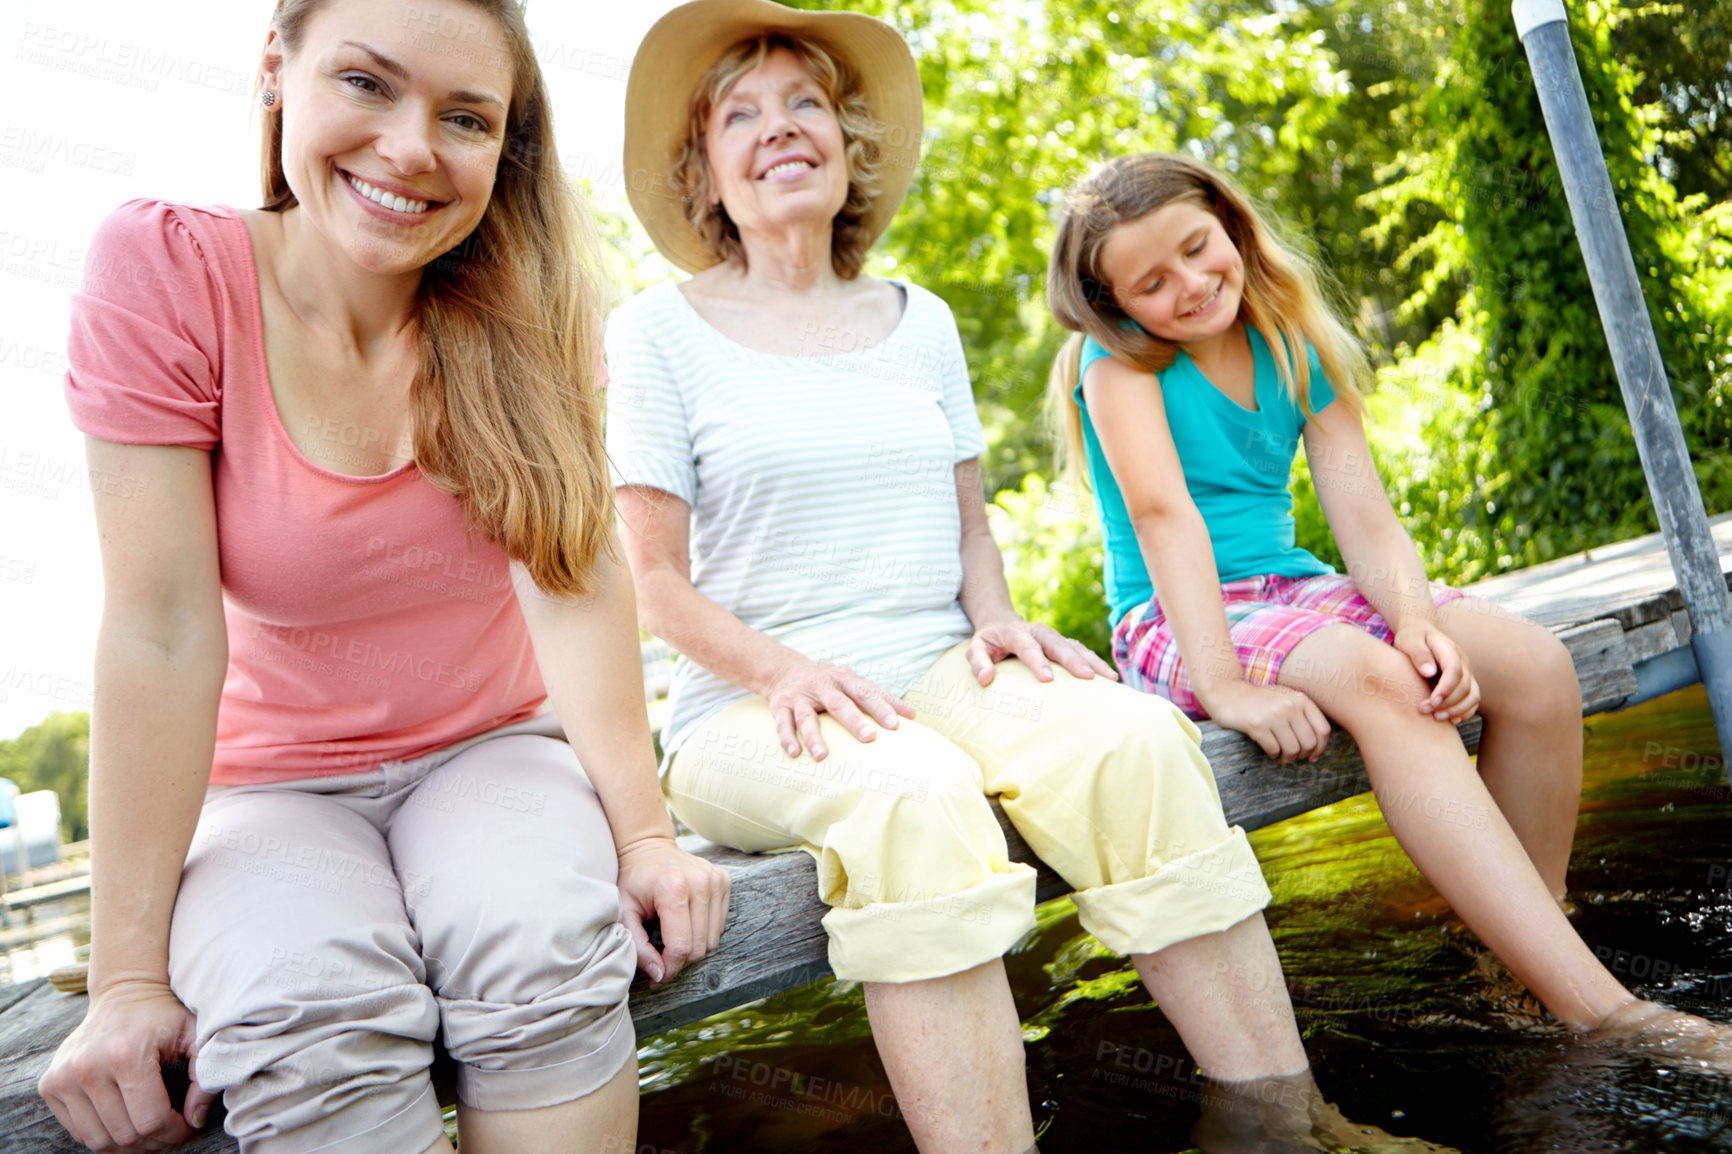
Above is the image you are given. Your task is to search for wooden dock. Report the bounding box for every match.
[2,514,1728,1151]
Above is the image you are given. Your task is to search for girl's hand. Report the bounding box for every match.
[762,657,915,760]
[39,979,219,1152]
[1200,680,1332,764]
[1391,623,1480,723]
[616,835,732,987]
[966,616,1119,688]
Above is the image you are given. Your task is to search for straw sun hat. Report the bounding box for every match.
[622,0,923,274]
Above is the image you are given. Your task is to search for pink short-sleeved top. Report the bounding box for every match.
[63,198,548,785]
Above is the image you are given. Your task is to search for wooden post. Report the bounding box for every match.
[1512,0,1732,776]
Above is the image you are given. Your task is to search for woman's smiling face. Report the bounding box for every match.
[1098,198,1247,345]
[702,45,849,241]
[262,0,514,274]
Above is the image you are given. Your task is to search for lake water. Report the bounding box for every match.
[0,895,87,988]
[10,685,1731,1151]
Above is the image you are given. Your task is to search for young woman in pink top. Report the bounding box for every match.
[37,1,729,1152]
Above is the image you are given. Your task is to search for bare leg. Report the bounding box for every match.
[865,958,1037,1154]
[422,1139,454,1154]
[455,1056,637,1154]
[1131,911,1308,1080]
[1436,598,1583,897]
[1278,624,1630,1028]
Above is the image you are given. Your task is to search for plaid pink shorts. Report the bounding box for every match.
[1112,572,1467,719]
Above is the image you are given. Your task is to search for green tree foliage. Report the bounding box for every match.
[0,712,89,843]
[1361,0,1732,576]
[1612,2,1732,204]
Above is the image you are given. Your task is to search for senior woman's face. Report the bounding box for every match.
[703,46,850,241]
[264,0,513,274]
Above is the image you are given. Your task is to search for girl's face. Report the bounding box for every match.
[703,46,850,241]
[1098,199,1246,346]
[260,0,514,275]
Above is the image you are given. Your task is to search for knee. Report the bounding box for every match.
[1088,704,1215,804]
[1498,630,1582,723]
[191,947,438,1138]
[862,753,994,851]
[1040,677,1209,773]
[198,1001,441,1153]
[417,875,635,1012]
[1464,621,1582,730]
[197,984,436,1089]
[822,749,1002,899]
[1333,643,1435,722]
[1002,693,1224,850]
[436,919,636,1090]
[421,856,637,1087]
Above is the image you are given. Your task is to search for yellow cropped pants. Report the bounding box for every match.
[665,641,1272,984]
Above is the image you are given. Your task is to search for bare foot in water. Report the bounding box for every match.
[1191,1070,1458,1153]
[1585,999,1732,1070]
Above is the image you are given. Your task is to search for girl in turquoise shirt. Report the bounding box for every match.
[1044,151,1732,1058]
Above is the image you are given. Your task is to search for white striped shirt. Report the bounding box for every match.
[604,278,987,764]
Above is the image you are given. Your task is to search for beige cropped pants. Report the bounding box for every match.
[167,713,638,1154]
[665,641,1272,984]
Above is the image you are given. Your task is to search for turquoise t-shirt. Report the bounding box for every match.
[1076,326,1338,626]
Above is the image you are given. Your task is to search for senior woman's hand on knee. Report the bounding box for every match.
[965,615,1120,688]
[762,655,917,761]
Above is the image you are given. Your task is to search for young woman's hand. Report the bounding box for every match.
[39,978,220,1152]
[1199,680,1332,763]
[761,657,916,760]
[616,835,732,987]
[966,616,1120,688]
[1391,622,1480,723]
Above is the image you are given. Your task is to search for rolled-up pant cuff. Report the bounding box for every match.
[456,1000,637,1112]
[266,1080,444,1154]
[1071,826,1272,956]
[822,864,1039,983]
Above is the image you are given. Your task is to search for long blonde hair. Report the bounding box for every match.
[1044,153,1369,488]
[259,0,614,597]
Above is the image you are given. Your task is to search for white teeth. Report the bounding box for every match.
[763,160,813,179]
[1183,286,1220,317]
[346,174,429,214]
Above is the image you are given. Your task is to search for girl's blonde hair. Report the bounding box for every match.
[259,0,614,597]
[672,33,886,279]
[1044,153,1369,488]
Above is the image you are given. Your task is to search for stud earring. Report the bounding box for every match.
[261,91,277,107]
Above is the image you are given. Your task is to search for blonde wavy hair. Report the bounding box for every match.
[258,0,614,597]
[1045,153,1370,488]
[672,33,885,279]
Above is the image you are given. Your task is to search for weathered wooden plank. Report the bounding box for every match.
[1624,615,1683,665]
[1618,607,1704,668]
[629,842,829,1037]
[1564,619,1639,713]
[1467,511,1732,630]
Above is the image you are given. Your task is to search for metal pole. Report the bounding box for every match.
[1512,0,1732,776]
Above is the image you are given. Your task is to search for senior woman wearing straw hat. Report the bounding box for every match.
[606,2,1339,1150]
